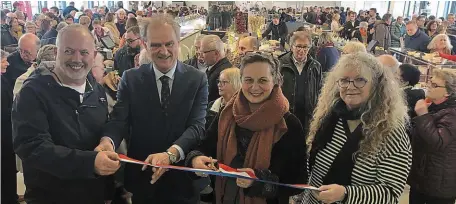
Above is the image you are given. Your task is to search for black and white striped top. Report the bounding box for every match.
[301,118,412,204]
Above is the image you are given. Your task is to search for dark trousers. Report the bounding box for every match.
[410,188,456,204]
[1,152,18,204]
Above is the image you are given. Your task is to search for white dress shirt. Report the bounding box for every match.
[151,62,185,161]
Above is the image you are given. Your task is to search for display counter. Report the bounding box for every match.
[390,47,456,83]
[178,17,206,61]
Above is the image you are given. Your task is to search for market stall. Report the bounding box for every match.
[178,15,206,61]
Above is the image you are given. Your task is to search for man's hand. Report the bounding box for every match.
[95,137,114,152]
[142,153,170,184]
[94,151,120,176]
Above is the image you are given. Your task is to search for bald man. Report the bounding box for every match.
[4,33,40,87]
[12,24,120,203]
[238,36,258,56]
[377,54,400,74]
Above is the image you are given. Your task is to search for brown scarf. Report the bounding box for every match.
[216,86,289,204]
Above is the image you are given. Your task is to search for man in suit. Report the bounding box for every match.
[199,34,232,102]
[97,14,209,204]
[343,11,359,40]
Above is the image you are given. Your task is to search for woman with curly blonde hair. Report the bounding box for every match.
[301,52,411,204]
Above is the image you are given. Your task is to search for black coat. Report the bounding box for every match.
[12,66,109,204]
[404,87,425,119]
[1,75,18,204]
[404,30,431,53]
[343,20,360,39]
[63,5,78,17]
[262,22,288,41]
[1,24,18,50]
[41,28,58,45]
[206,57,232,102]
[186,112,308,204]
[103,62,209,203]
[4,51,31,87]
[114,46,135,77]
[279,52,323,132]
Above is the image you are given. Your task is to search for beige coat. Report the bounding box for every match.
[104,22,121,44]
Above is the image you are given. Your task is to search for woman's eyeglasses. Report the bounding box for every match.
[428,82,445,89]
[337,78,368,88]
[217,79,230,86]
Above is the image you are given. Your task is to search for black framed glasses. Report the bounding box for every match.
[201,49,216,54]
[126,37,141,44]
[17,48,33,57]
[337,78,368,88]
[217,79,230,86]
[293,45,311,51]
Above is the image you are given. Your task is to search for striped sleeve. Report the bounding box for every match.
[345,127,412,204]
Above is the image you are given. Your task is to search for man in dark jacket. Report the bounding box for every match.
[62,1,78,17]
[206,5,222,30]
[305,7,317,24]
[447,27,456,54]
[262,14,288,49]
[279,31,322,134]
[184,35,206,72]
[99,15,208,204]
[114,26,144,76]
[200,35,233,102]
[343,11,359,39]
[372,14,392,50]
[1,10,18,52]
[13,24,120,204]
[4,33,40,88]
[404,21,430,52]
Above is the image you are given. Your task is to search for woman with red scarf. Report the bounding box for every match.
[352,21,369,45]
[186,53,307,204]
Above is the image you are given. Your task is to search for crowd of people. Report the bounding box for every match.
[1,2,456,204]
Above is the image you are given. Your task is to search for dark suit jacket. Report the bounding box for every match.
[103,61,208,204]
[343,20,359,39]
[206,57,232,102]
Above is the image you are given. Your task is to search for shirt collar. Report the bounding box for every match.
[292,54,307,67]
[152,61,177,81]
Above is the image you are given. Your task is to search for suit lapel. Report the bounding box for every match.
[141,65,161,112]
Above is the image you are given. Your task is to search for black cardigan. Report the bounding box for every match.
[186,112,308,204]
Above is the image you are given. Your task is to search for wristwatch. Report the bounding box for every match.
[166,151,178,164]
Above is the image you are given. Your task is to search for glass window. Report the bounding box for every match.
[392,1,406,18]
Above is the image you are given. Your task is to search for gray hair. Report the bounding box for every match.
[359,21,369,29]
[25,21,36,28]
[317,32,334,47]
[138,49,152,65]
[116,8,126,15]
[240,52,283,86]
[1,50,9,59]
[140,14,180,42]
[56,22,68,32]
[433,69,456,94]
[290,31,313,47]
[342,41,367,54]
[201,35,225,56]
[427,34,453,53]
[36,44,57,63]
[56,24,94,47]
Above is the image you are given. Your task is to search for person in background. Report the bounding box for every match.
[41,21,67,45]
[49,6,62,22]
[62,1,78,17]
[4,33,40,88]
[38,18,51,39]
[206,5,222,30]
[127,12,136,19]
[357,10,366,22]
[200,35,233,102]
[339,7,346,24]
[184,34,206,71]
[136,48,152,68]
[13,24,120,203]
[417,15,427,32]
[13,44,57,97]
[262,14,288,49]
[231,36,258,67]
[428,34,453,55]
[305,7,317,24]
[316,32,339,73]
[65,15,74,25]
[25,21,36,34]
[409,69,456,204]
[79,15,92,30]
[447,13,455,27]
[9,17,23,41]
[1,50,19,204]
[343,11,359,40]
[377,54,400,76]
[352,22,369,45]
[118,17,138,48]
[1,11,18,51]
[398,63,425,119]
[342,41,367,54]
[116,9,127,37]
[104,13,120,42]
[372,14,392,50]
[114,26,144,77]
[391,16,406,47]
[189,52,307,204]
[92,19,116,48]
[425,20,438,39]
[84,8,93,20]
[331,13,344,35]
[279,31,322,133]
[302,52,411,204]
[367,8,380,29]
[404,21,430,52]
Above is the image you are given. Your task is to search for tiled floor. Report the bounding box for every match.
[16,173,412,204]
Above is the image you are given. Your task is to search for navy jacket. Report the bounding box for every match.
[12,65,109,204]
[103,62,208,203]
[316,46,340,73]
[404,30,430,52]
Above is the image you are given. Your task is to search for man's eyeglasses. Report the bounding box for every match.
[18,48,33,57]
[337,78,368,88]
[200,49,216,54]
[217,79,230,86]
[126,37,141,44]
[294,45,311,51]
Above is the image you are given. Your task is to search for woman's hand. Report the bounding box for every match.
[236,168,255,188]
[315,184,346,204]
[415,99,430,116]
